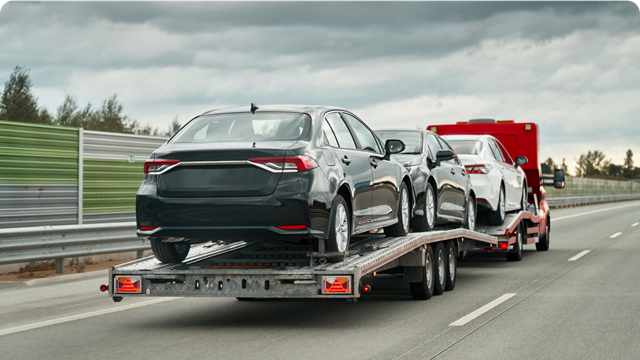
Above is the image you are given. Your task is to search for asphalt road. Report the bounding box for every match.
[1,201,639,360]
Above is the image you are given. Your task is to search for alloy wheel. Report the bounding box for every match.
[467,199,475,231]
[499,188,505,220]
[335,204,349,252]
[426,187,435,228]
[401,188,410,233]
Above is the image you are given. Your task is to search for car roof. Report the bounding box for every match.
[201,104,345,117]
[375,129,434,135]
[440,134,483,141]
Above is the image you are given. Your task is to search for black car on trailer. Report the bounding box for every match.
[137,104,414,263]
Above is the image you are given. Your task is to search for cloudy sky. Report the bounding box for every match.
[1,1,639,172]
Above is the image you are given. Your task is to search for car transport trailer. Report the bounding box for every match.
[103,212,540,302]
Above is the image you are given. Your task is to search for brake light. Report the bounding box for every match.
[322,276,351,294]
[276,225,307,230]
[250,156,318,172]
[465,164,493,174]
[499,242,508,250]
[144,159,179,174]
[139,226,157,231]
[115,276,141,293]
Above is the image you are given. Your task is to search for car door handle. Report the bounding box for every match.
[342,156,351,165]
[370,159,378,168]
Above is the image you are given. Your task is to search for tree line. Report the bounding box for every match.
[0,66,180,137]
[541,149,638,180]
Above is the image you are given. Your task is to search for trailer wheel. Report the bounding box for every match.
[536,217,550,251]
[506,223,523,261]
[410,182,436,232]
[487,185,506,225]
[433,242,446,296]
[384,183,410,238]
[326,195,350,262]
[150,239,190,264]
[410,245,435,300]
[444,241,457,291]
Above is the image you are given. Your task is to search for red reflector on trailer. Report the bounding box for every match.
[363,285,372,293]
[276,225,307,230]
[140,226,157,231]
[115,277,141,293]
[322,277,351,294]
[100,284,108,292]
[499,242,508,250]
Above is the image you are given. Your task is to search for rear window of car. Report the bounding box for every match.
[171,113,311,143]
[375,131,422,154]
[446,140,483,155]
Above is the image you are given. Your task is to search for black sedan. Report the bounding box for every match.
[375,129,476,232]
[137,104,413,263]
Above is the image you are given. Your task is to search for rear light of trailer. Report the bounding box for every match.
[144,159,179,174]
[249,156,318,172]
[465,164,493,174]
[499,242,508,250]
[115,276,142,293]
[322,276,352,294]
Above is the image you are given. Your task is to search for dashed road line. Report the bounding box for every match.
[632,222,638,227]
[568,250,591,261]
[449,293,517,327]
[610,232,622,238]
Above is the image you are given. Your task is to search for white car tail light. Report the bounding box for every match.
[465,164,493,174]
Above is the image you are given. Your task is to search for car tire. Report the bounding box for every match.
[506,223,523,261]
[444,240,457,291]
[410,245,435,300]
[520,184,528,212]
[463,196,476,231]
[487,185,506,225]
[326,195,350,262]
[433,242,446,296]
[384,182,410,238]
[150,239,190,264]
[536,217,550,251]
[411,182,436,232]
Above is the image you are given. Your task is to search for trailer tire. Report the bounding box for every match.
[457,250,467,263]
[444,240,457,291]
[506,223,523,261]
[410,182,436,232]
[536,217,550,251]
[487,185,506,225]
[385,183,410,238]
[150,239,190,264]
[410,245,435,300]
[326,195,350,262]
[433,242,446,296]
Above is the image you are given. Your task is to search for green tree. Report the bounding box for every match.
[0,66,51,124]
[560,158,570,176]
[540,157,555,175]
[575,150,610,177]
[164,117,182,137]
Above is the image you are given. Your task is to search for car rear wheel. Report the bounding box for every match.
[151,239,190,264]
[410,182,436,232]
[384,182,410,238]
[326,195,350,262]
[487,185,506,225]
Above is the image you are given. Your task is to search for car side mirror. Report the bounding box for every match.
[385,139,406,155]
[434,149,455,167]
[554,169,565,189]
[515,156,528,168]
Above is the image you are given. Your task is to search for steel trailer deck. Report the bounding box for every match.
[108,228,498,300]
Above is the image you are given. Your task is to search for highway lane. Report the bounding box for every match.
[0,201,639,359]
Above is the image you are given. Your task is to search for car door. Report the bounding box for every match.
[437,135,466,219]
[323,112,374,230]
[487,138,517,210]
[427,134,458,220]
[495,139,521,210]
[341,112,398,226]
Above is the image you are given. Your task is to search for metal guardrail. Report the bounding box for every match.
[0,222,148,271]
[547,194,640,207]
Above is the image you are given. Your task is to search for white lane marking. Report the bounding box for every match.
[0,297,177,337]
[449,293,516,326]
[568,250,591,261]
[552,202,640,222]
[632,222,639,227]
[610,232,622,238]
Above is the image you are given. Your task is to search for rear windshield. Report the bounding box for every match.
[375,131,422,154]
[446,140,483,155]
[171,113,311,143]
